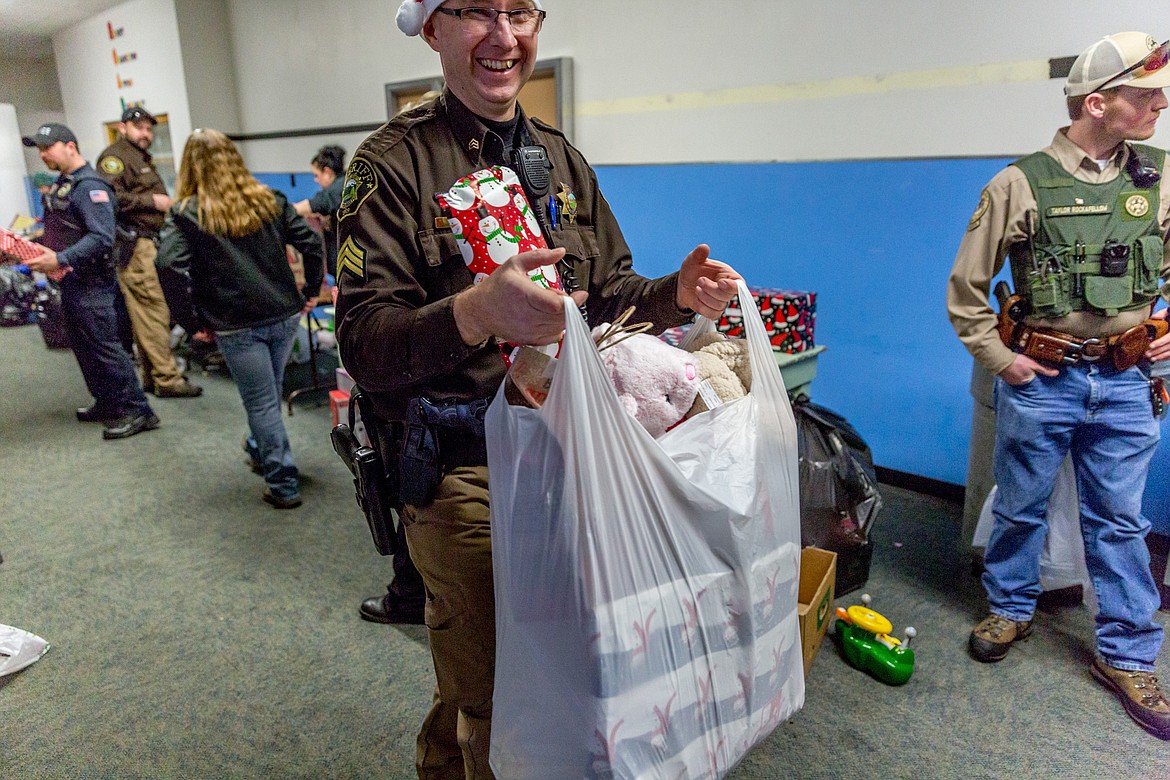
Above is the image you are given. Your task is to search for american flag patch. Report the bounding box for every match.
[89,189,110,203]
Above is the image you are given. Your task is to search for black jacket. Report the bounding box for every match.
[156,190,324,332]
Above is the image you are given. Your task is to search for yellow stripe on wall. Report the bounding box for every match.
[577,60,1050,117]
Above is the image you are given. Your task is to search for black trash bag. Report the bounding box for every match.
[33,280,70,350]
[794,399,883,596]
[0,266,37,327]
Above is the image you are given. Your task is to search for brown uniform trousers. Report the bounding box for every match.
[402,467,496,780]
[117,237,184,392]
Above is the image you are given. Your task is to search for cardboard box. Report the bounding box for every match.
[797,546,837,677]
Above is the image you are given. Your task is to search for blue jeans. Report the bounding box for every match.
[988,362,1163,671]
[216,314,301,501]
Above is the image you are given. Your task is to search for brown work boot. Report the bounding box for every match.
[969,613,1032,662]
[1091,658,1170,739]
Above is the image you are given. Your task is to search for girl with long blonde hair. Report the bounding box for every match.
[158,128,325,509]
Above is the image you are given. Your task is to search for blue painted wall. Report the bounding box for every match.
[254,172,321,206]
[263,160,1170,533]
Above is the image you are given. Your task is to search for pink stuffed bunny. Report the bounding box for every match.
[592,327,699,438]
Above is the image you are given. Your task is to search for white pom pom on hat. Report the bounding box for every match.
[396,0,543,37]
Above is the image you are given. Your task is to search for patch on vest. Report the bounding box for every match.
[99,156,125,176]
[967,189,990,231]
[1122,192,1151,219]
[337,157,377,223]
[336,236,368,283]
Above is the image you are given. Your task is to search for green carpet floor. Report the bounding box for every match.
[1,322,1166,779]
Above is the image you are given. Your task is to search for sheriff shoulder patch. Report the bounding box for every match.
[336,235,368,284]
[337,157,378,222]
[967,189,990,231]
[99,156,125,176]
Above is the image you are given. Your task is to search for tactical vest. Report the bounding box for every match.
[1008,144,1165,318]
[40,169,111,255]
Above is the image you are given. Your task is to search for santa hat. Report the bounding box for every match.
[396,0,543,37]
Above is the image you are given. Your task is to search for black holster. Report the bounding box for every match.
[331,390,399,556]
[112,225,139,269]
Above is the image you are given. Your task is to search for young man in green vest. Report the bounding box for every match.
[948,31,1170,739]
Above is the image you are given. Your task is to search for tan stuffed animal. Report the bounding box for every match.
[683,331,753,418]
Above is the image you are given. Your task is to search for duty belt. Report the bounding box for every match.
[1007,319,1168,371]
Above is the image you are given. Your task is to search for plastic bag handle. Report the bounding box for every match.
[689,280,788,407]
[554,280,788,418]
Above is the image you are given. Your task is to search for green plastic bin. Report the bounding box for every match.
[774,345,826,401]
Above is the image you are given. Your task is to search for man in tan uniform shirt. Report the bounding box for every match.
[98,107,201,398]
[947,32,1170,739]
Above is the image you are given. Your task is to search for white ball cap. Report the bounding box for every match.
[1065,32,1170,97]
[396,0,544,37]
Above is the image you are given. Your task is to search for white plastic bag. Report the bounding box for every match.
[974,455,1097,611]
[487,281,805,780]
[0,624,50,678]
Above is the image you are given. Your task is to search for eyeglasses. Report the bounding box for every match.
[434,6,546,35]
[1098,39,1170,91]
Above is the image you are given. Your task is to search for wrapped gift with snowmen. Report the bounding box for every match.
[435,166,561,292]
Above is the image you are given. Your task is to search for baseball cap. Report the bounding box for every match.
[21,123,78,148]
[121,106,157,125]
[1065,32,1170,97]
[31,172,55,188]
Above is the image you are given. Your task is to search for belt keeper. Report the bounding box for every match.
[1020,331,1080,365]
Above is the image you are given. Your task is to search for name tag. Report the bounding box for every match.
[1046,204,1110,217]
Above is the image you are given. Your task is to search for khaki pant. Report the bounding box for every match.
[401,467,496,780]
[115,237,184,391]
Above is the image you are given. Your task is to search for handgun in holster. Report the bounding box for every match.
[993,280,1030,349]
[330,389,398,556]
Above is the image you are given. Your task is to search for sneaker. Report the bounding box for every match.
[1092,658,1170,739]
[262,490,302,510]
[101,413,162,440]
[969,614,1032,662]
[155,380,203,398]
[241,436,263,475]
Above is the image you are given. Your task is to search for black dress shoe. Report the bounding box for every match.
[76,405,118,423]
[360,593,425,625]
[102,413,161,440]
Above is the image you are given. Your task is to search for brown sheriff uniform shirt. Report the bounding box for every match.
[97,136,167,236]
[947,129,1170,376]
[335,90,691,421]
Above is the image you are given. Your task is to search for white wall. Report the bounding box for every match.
[0,53,67,177]
[52,0,192,165]
[0,104,32,222]
[174,0,241,135]
[220,0,1170,170]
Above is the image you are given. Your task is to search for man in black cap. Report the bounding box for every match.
[22,122,160,439]
[98,107,201,399]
